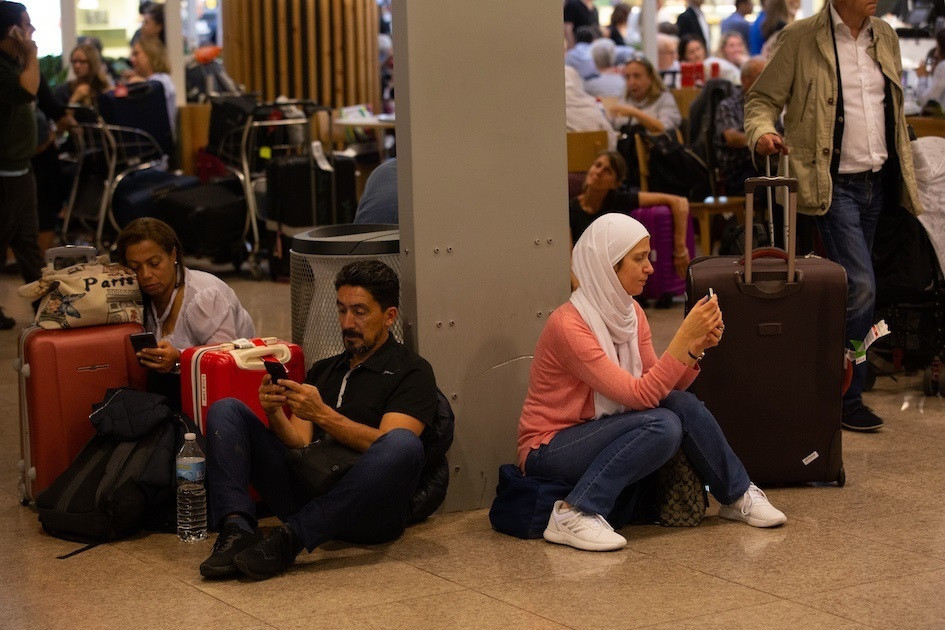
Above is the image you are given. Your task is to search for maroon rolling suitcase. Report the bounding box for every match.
[16,246,148,503]
[684,174,847,486]
[17,323,148,504]
[631,205,696,305]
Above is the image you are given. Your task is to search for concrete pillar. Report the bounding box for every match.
[60,0,77,68]
[392,0,571,511]
[164,0,185,106]
[641,0,658,67]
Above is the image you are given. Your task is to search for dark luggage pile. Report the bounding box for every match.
[198,96,357,279]
[867,207,945,396]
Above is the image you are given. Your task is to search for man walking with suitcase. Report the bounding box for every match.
[744,0,923,431]
[0,2,43,327]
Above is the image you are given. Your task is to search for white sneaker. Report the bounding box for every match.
[718,484,787,528]
[542,500,627,551]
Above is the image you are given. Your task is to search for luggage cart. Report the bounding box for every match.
[209,98,334,279]
[60,104,170,249]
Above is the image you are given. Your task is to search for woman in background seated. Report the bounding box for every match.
[116,219,255,403]
[679,34,741,85]
[717,31,748,69]
[519,214,786,552]
[127,37,177,133]
[570,151,690,280]
[608,54,680,134]
[54,43,111,108]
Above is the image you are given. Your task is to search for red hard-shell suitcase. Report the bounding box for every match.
[181,337,305,433]
[684,174,848,485]
[631,205,696,304]
[17,323,148,503]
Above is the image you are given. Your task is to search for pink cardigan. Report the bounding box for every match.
[517,301,699,469]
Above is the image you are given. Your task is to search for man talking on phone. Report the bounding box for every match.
[0,2,43,326]
[200,260,438,581]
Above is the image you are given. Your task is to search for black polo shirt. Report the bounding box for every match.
[304,334,437,431]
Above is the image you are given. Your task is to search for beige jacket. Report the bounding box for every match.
[745,5,923,217]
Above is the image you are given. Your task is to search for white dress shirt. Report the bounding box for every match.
[830,4,887,174]
[692,4,711,49]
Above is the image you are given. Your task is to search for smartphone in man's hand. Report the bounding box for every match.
[263,359,289,383]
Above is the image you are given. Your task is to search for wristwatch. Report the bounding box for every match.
[687,349,705,362]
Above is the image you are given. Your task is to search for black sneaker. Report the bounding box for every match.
[199,523,263,579]
[233,524,304,581]
[0,307,15,330]
[842,405,884,432]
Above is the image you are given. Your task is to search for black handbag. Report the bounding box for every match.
[286,434,361,498]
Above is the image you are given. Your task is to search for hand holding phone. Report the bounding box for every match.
[130,331,158,354]
[263,359,289,383]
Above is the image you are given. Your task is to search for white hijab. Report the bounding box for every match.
[570,214,650,418]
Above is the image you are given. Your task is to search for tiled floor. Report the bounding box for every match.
[2,265,944,629]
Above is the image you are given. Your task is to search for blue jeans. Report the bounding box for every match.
[525,391,750,520]
[815,170,884,413]
[205,398,424,551]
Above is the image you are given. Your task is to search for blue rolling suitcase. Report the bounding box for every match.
[112,170,199,227]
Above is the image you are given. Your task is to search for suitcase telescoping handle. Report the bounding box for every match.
[45,245,98,270]
[742,155,797,285]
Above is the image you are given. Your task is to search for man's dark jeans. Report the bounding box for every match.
[206,398,424,551]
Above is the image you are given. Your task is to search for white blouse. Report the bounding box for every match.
[147,268,256,351]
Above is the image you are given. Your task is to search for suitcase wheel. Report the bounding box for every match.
[836,466,846,488]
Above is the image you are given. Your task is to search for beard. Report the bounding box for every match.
[342,330,374,355]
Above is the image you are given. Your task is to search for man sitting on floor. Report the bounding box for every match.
[200,260,437,581]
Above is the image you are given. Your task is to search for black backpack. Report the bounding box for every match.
[644,132,712,202]
[687,79,737,171]
[407,389,455,524]
[36,389,184,556]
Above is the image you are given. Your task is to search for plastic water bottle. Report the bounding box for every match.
[176,433,208,542]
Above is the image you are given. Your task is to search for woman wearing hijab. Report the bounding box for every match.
[517,214,786,551]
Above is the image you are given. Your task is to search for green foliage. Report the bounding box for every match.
[39,54,68,87]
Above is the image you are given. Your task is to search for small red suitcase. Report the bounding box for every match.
[17,323,148,503]
[631,205,696,304]
[181,337,305,433]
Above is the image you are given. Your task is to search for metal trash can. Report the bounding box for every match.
[290,224,402,367]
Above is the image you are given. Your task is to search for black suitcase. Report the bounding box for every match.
[266,154,358,226]
[266,155,318,227]
[684,173,847,486]
[112,170,199,227]
[332,153,358,224]
[157,183,246,258]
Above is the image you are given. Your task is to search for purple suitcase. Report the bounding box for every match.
[631,205,696,303]
[684,175,847,485]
